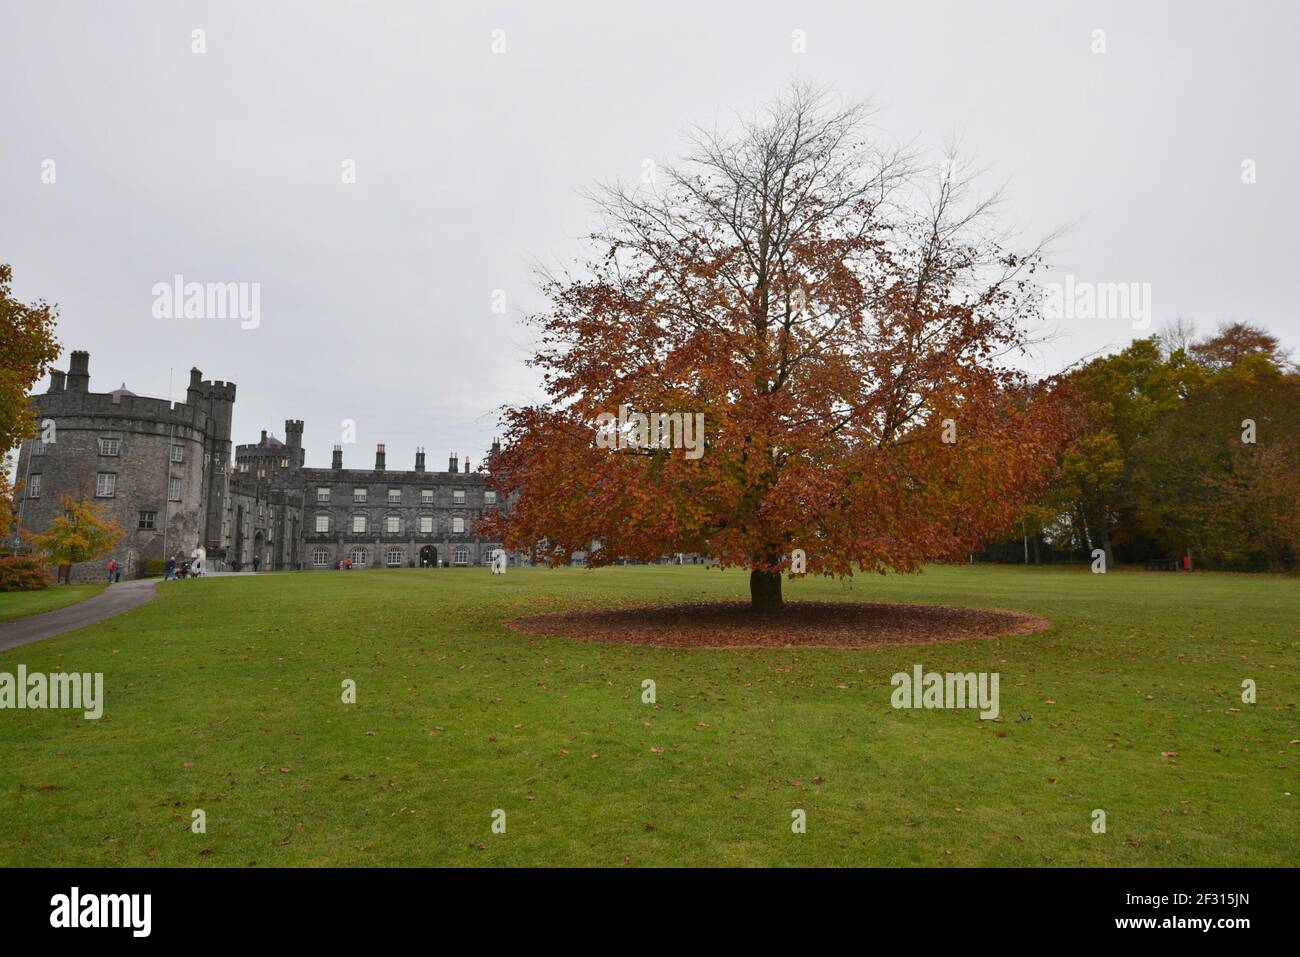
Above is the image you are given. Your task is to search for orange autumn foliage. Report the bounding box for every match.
[483,87,1071,609]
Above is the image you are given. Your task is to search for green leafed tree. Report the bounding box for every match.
[26,492,124,583]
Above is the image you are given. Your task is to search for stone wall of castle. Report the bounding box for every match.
[14,352,232,582]
[15,351,504,579]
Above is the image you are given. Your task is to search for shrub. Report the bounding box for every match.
[137,559,165,579]
[0,555,53,591]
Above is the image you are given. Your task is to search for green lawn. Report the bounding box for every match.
[1,565,1296,867]
[0,583,106,623]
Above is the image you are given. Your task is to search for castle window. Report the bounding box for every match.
[385,515,401,534]
[312,550,330,567]
[352,515,366,534]
[484,490,497,505]
[452,517,465,534]
[421,488,433,504]
[34,441,47,456]
[98,437,121,456]
[353,487,367,503]
[349,547,368,567]
[28,474,41,498]
[453,546,468,566]
[453,489,465,505]
[385,547,403,567]
[95,472,116,497]
[281,458,289,468]
[388,488,401,504]
[168,477,182,501]
[419,515,434,534]
[138,510,156,530]
[170,445,184,463]
[315,514,330,533]
[316,487,330,503]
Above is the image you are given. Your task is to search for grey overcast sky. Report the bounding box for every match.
[2,0,1296,468]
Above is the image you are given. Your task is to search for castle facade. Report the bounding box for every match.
[13,351,504,581]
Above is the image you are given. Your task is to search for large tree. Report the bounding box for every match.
[1053,338,1202,565]
[1,263,61,542]
[1130,345,1299,569]
[485,87,1068,610]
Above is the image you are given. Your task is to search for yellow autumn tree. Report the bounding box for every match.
[1,262,62,540]
[26,492,124,584]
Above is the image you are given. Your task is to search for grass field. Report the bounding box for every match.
[0,564,1296,867]
[0,584,106,623]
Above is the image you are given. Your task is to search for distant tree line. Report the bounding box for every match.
[981,322,1299,571]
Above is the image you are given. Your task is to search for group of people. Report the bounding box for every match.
[164,556,203,580]
[335,557,353,571]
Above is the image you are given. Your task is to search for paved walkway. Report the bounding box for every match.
[0,572,256,652]
[0,579,160,652]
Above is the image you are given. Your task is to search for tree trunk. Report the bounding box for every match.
[749,568,784,612]
[1097,517,1114,569]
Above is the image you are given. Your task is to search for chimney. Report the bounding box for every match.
[449,452,458,473]
[66,351,90,393]
[463,457,470,474]
[260,429,268,444]
[414,447,425,472]
[48,369,66,394]
[332,445,343,470]
[375,443,386,471]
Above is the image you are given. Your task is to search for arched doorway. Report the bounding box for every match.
[419,545,437,568]
[253,531,265,570]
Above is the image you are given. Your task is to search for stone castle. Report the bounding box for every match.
[13,350,505,581]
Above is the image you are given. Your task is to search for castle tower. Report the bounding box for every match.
[285,419,305,467]
[66,350,90,393]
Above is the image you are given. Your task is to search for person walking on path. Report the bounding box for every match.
[253,556,261,573]
[107,559,117,584]
[165,558,176,581]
